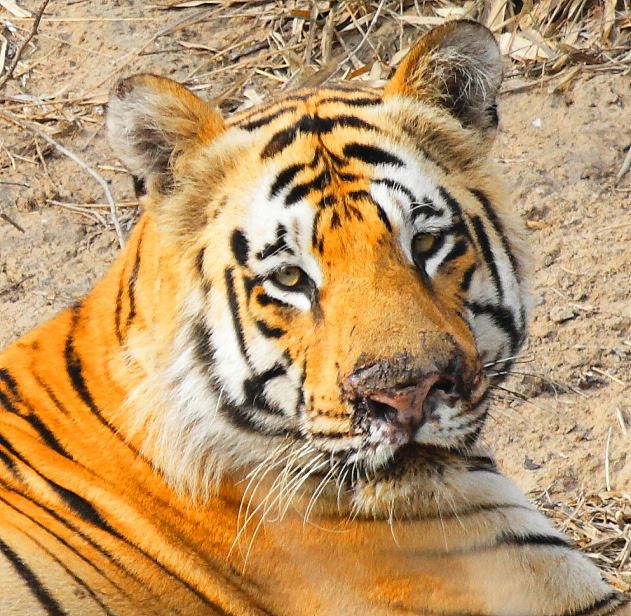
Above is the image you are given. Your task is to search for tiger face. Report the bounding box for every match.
[107,21,529,517]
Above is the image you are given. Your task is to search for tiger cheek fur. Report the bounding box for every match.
[0,19,628,616]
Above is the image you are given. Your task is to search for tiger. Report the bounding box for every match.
[0,19,628,616]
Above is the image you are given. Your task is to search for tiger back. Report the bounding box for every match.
[0,20,628,616]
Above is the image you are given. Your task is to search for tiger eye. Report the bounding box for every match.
[272,266,303,288]
[412,233,438,257]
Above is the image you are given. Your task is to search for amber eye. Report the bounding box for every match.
[271,266,305,290]
[412,232,439,258]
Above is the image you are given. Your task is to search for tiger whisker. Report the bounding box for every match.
[276,449,327,520]
[387,498,400,548]
[433,486,449,551]
[302,459,341,524]
[237,441,294,538]
[242,454,329,566]
[484,353,535,368]
[231,442,297,561]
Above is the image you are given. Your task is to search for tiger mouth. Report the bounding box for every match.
[309,385,491,474]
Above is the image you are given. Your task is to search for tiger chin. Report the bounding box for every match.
[0,20,628,616]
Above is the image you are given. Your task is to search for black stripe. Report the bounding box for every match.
[193,319,215,370]
[346,189,371,202]
[0,446,17,476]
[467,300,521,352]
[0,494,117,616]
[499,532,569,548]
[1,477,230,615]
[337,171,359,182]
[41,546,116,616]
[230,229,249,267]
[438,186,464,215]
[256,224,290,261]
[257,114,377,148]
[0,368,19,396]
[242,274,259,302]
[441,238,469,264]
[296,114,375,135]
[64,310,101,416]
[256,292,285,308]
[269,164,303,198]
[318,96,381,107]
[0,477,153,598]
[0,537,67,616]
[48,481,117,536]
[261,126,298,159]
[375,204,392,232]
[372,178,417,205]
[310,430,349,440]
[470,188,519,273]
[569,593,629,616]
[132,175,146,197]
[255,320,285,338]
[311,209,324,253]
[437,187,473,244]
[239,106,297,131]
[114,275,125,344]
[285,170,329,206]
[224,268,249,361]
[284,180,312,207]
[0,369,71,460]
[0,489,129,603]
[114,218,147,344]
[343,143,404,167]
[0,389,19,414]
[463,454,497,473]
[220,401,290,437]
[33,373,69,417]
[195,247,205,278]
[411,197,444,221]
[125,234,143,331]
[470,215,503,301]
[460,264,476,293]
[63,308,136,449]
[24,414,70,460]
[243,364,286,409]
[0,371,70,462]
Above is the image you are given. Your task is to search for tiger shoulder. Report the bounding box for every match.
[0,19,628,616]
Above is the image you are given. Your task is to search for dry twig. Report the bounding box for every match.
[0,109,124,247]
[0,0,50,90]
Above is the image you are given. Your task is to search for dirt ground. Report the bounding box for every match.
[1,0,630,575]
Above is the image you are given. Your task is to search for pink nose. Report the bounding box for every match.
[365,374,441,430]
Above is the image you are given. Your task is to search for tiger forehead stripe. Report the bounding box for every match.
[261,115,377,160]
[230,87,381,129]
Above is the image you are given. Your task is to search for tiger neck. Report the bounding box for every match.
[66,213,190,445]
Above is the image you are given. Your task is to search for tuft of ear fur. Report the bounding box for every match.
[384,20,502,133]
[106,74,224,195]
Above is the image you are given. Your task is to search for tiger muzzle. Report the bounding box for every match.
[342,334,485,442]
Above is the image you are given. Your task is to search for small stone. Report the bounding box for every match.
[549,306,576,323]
[524,457,542,470]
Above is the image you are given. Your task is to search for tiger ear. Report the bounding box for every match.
[384,20,502,133]
[106,74,224,195]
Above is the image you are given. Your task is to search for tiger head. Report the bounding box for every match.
[107,21,529,518]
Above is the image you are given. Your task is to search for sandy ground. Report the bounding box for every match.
[1,0,630,565]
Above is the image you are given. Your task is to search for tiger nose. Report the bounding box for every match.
[365,375,442,431]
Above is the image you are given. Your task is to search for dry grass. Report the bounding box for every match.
[535,490,631,592]
[1,0,630,589]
